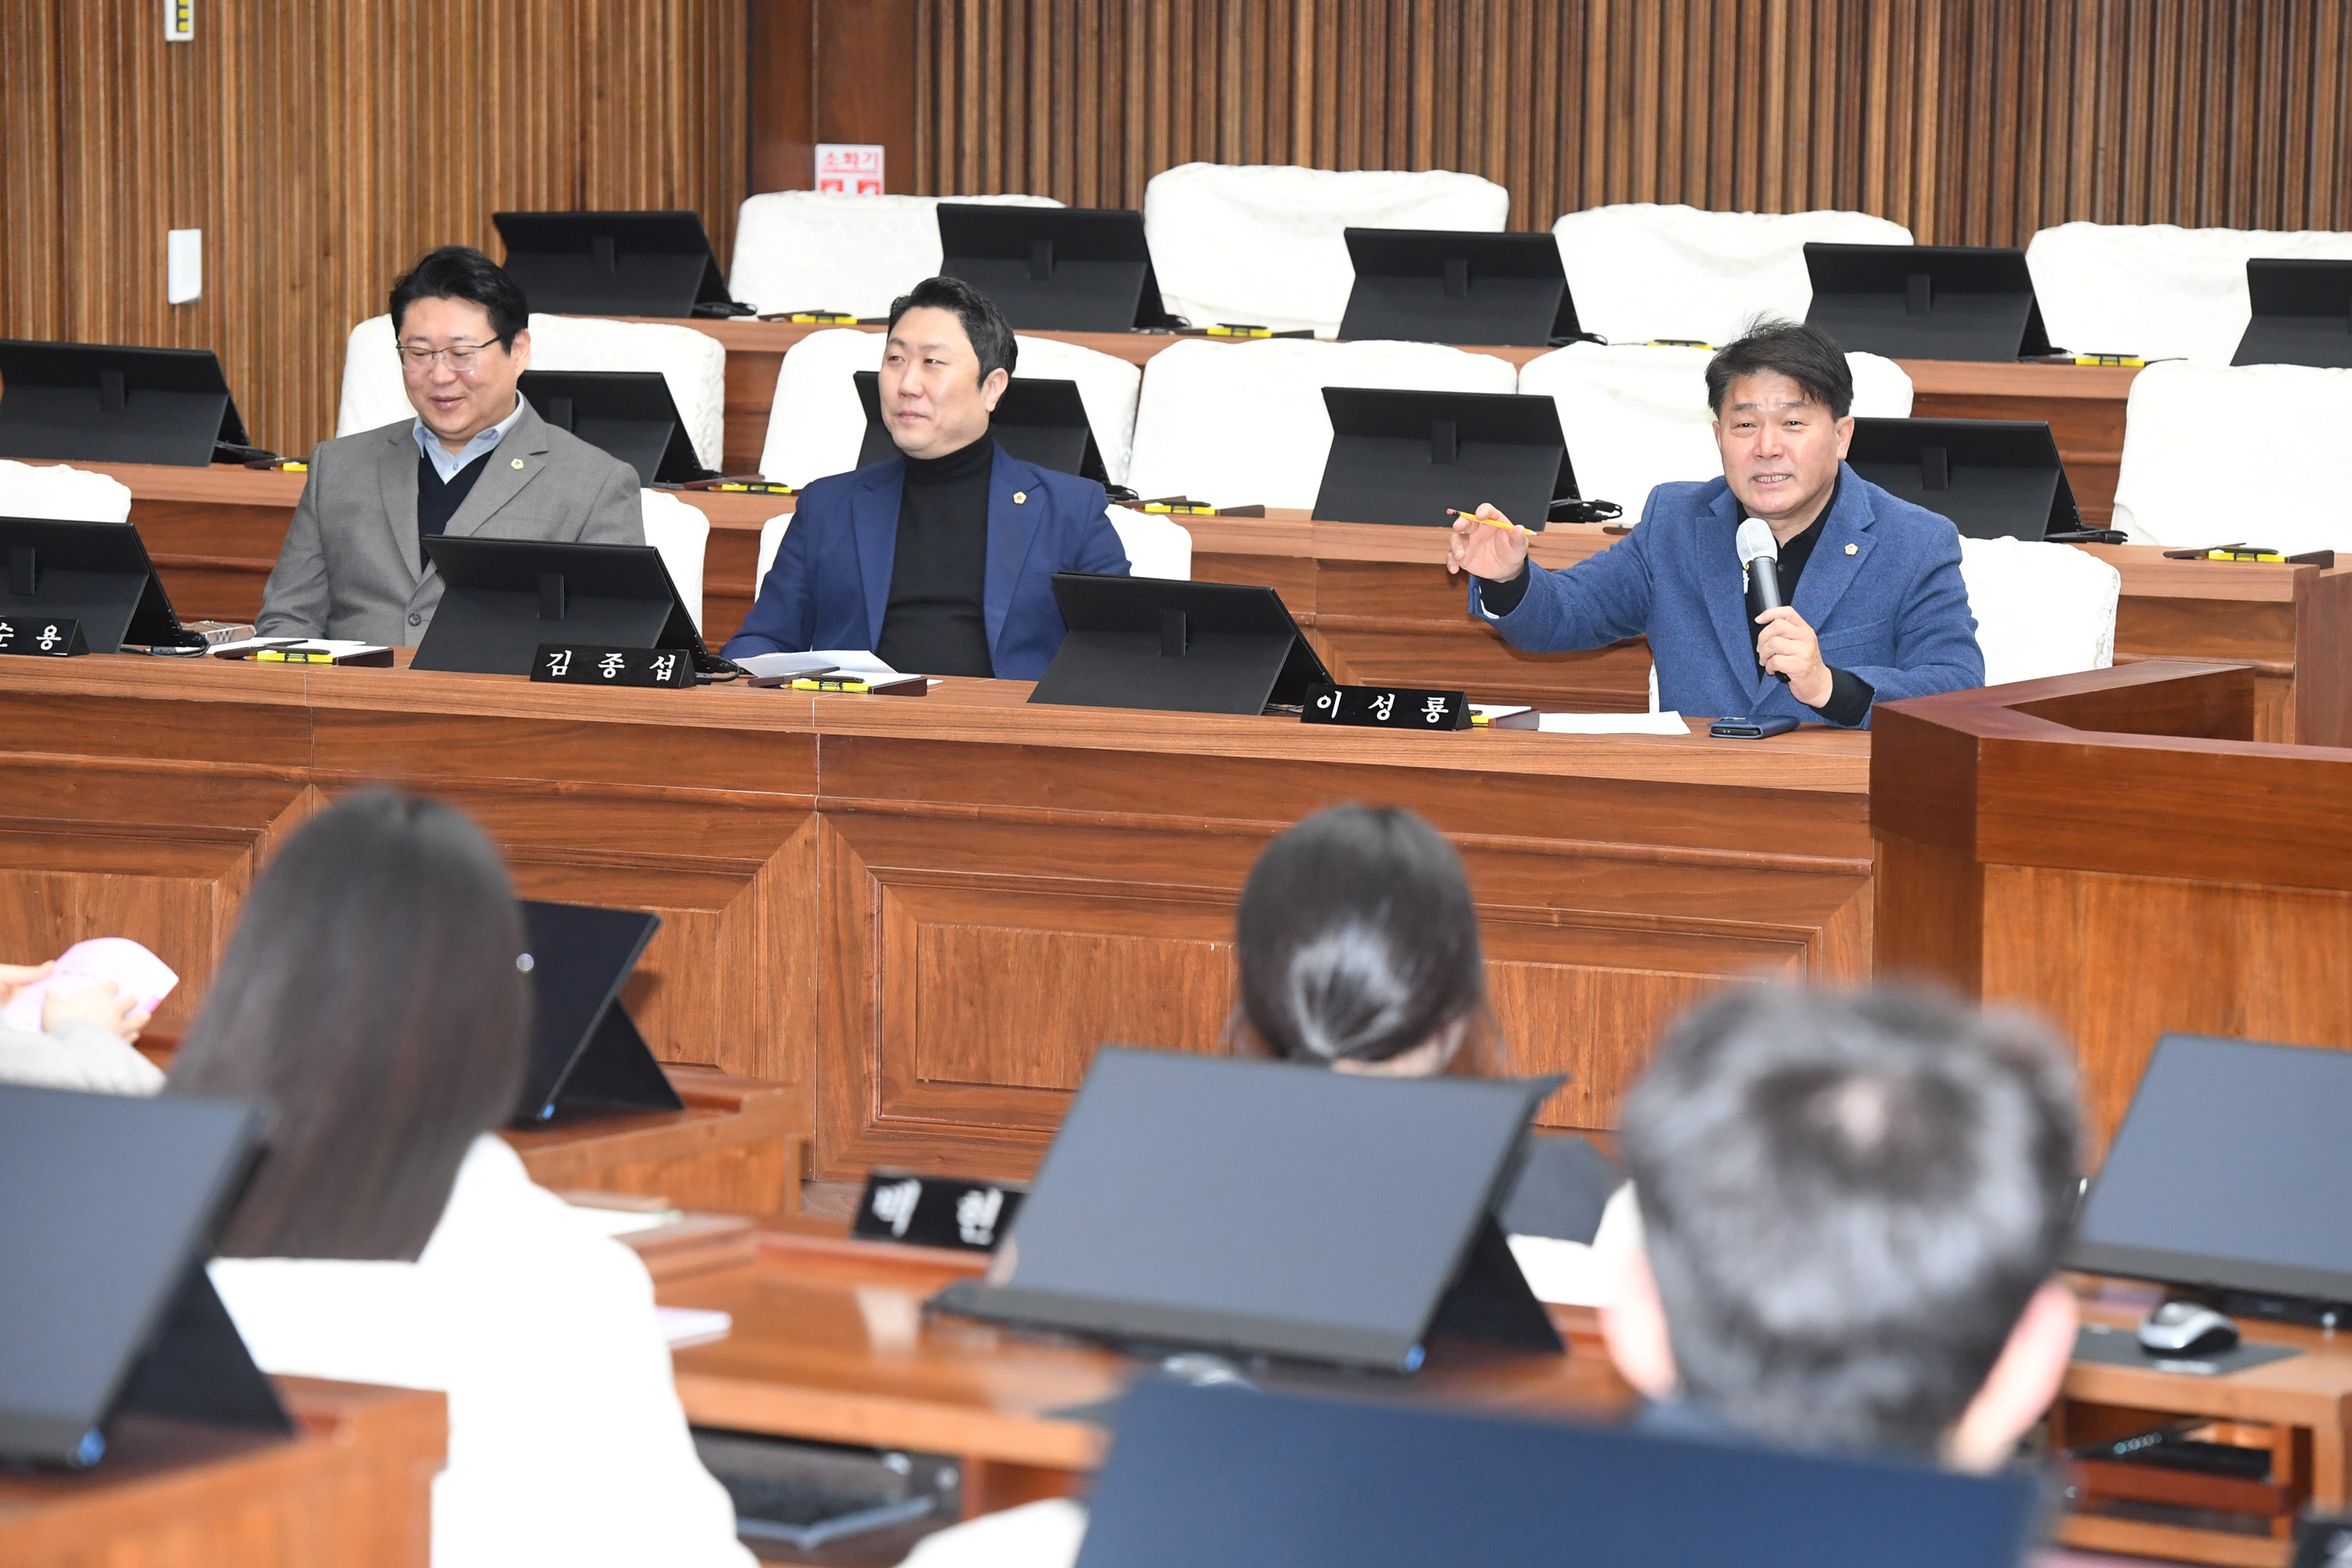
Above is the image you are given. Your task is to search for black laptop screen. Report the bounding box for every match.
[517,900,660,1120]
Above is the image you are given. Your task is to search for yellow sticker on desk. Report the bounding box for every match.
[789,314,857,325]
[2208,549,2286,563]
[1207,325,1272,338]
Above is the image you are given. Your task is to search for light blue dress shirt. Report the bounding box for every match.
[412,394,527,483]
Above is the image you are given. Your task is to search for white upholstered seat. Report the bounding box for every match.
[2108,361,2352,552]
[1550,204,1915,347]
[1956,535,2120,687]
[638,490,710,632]
[1123,338,1519,511]
[756,328,1142,490]
[1105,506,1190,579]
[1514,345,1912,520]
[0,459,132,522]
[2025,222,2352,366]
[337,313,728,473]
[1142,163,1511,338]
[726,191,1062,321]
[753,513,793,597]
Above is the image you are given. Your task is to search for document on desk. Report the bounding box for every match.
[1537,711,1691,735]
[807,649,907,681]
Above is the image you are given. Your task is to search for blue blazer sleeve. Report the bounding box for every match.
[721,514,818,658]
[1835,523,1984,707]
[1466,493,1661,653]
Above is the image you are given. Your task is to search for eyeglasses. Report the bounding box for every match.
[396,340,500,374]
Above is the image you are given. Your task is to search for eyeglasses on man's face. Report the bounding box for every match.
[396,340,502,374]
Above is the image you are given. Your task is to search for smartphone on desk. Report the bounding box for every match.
[1708,716,1800,739]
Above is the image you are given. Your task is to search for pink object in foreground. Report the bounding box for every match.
[2,938,179,1032]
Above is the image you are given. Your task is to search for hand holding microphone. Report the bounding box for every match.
[1736,518,1832,707]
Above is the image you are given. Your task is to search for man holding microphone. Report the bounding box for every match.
[1447,320,1983,728]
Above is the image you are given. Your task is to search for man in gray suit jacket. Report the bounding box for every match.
[256,246,642,646]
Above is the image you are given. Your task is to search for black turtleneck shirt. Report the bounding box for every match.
[876,437,996,678]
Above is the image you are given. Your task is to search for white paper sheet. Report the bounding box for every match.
[807,648,907,681]
[208,637,388,657]
[1537,711,1690,735]
[654,1306,733,1348]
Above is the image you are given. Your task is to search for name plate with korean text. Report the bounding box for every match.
[851,1170,1026,1253]
[1301,682,1470,731]
[0,617,88,658]
[530,644,695,689]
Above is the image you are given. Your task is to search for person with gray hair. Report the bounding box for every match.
[1597,985,2084,1470]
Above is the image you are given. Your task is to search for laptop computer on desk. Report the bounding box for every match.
[930,1048,1563,1372]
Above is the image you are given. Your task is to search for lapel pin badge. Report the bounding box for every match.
[1013,490,1027,504]
[1844,543,1857,554]
[511,458,525,470]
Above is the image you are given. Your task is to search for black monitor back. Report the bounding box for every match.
[412,536,702,675]
[1077,1381,2044,1568]
[1028,573,1331,715]
[1313,387,1570,529]
[515,899,683,1123]
[1846,418,2082,541]
[932,1048,1558,1370]
[936,205,1174,332]
[1804,244,2055,361]
[0,341,251,468]
[517,368,706,485]
[0,517,197,652]
[0,1085,286,1468]
[854,371,1108,483]
[2069,1033,2352,1308]
[2234,259,2352,368]
[1338,228,1579,347]
[493,210,730,318]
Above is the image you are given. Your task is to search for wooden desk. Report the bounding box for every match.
[0,656,1868,1178]
[504,1066,808,1218]
[0,1377,443,1568]
[1873,659,2352,1152]
[658,1224,1635,1515]
[2051,1278,2352,1567]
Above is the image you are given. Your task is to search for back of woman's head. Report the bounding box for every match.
[1233,804,1490,1069]
[169,792,530,1261]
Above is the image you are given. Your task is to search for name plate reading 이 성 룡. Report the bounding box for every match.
[1302,682,1471,731]
[531,644,695,689]
[852,1170,1026,1253]
[0,617,88,657]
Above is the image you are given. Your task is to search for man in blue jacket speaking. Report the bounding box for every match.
[1446,320,1983,728]
[723,276,1129,678]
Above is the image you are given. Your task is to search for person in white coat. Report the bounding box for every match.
[166,792,752,1568]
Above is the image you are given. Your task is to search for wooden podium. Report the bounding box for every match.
[1872,659,2352,1153]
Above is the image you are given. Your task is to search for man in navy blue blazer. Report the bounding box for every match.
[1446,321,1983,728]
[723,276,1128,679]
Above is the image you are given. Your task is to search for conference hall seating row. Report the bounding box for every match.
[725,165,2352,363]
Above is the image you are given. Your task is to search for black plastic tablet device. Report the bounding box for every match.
[1845,418,2084,541]
[0,1084,288,1468]
[931,1048,1563,1370]
[412,536,708,676]
[2234,259,2352,369]
[1803,244,2056,361]
[1028,573,1332,715]
[1338,228,1581,347]
[1075,1381,2045,1568]
[0,340,255,468]
[517,368,710,485]
[0,516,215,652]
[514,899,684,1124]
[935,205,1175,332]
[1312,387,1572,530]
[492,210,735,318]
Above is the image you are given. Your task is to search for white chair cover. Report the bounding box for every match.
[336,314,728,473]
[1142,163,1510,337]
[2110,361,2352,551]
[753,513,793,593]
[726,192,1063,320]
[0,459,132,522]
[1123,338,1519,511]
[2025,222,2352,366]
[1105,506,1190,579]
[756,329,1142,490]
[1515,346,1912,521]
[1956,535,2120,686]
[1550,204,1915,347]
[638,491,710,632]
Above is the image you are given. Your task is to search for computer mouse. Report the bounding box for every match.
[2137,1299,2241,1357]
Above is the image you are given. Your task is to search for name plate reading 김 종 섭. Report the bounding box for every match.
[0,617,88,657]
[532,644,695,688]
[1302,682,1471,731]
[851,1170,1027,1253]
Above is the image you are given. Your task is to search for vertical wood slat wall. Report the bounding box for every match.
[0,0,745,459]
[914,0,2352,245]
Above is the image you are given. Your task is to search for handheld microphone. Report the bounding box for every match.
[1735,517,1790,683]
